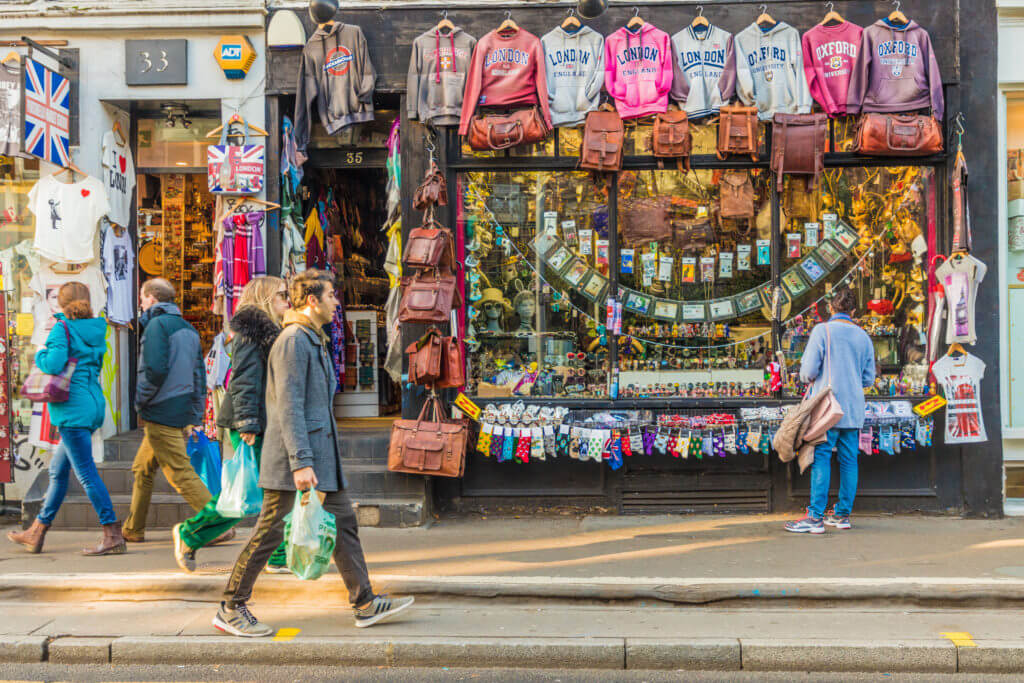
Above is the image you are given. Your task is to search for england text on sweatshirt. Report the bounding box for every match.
[604,23,674,120]
[407,27,477,127]
[847,19,944,120]
[294,23,376,152]
[801,21,862,116]
[541,25,605,127]
[735,21,812,120]
[458,28,553,136]
[670,24,737,119]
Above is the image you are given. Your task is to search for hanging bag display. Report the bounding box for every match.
[467,106,549,151]
[719,170,756,220]
[207,121,265,195]
[398,269,461,324]
[770,113,828,188]
[284,490,337,581]
[651,109,692,170]
[579,107,625,172]
[407,328,444,385]
[402,219,456,270]
[437,336,466,389]
[216,440,263,518]
[413,160,448,210]
[717,105,759,161]
[854,113,943,157]
[20,320,76,403]
[388,396,468,477]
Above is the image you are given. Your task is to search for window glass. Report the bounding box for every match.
[136,117,218,169]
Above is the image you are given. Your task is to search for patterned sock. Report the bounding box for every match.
[491,428,505,460]
[713,431,726,457]
[642,427,655,455]
[702,434,714,458]
[759,431,772,454]
[621,430,634,458]
[892,426,901,454]
[737,427,750,455]
[879,426,894,455]
[608,431,623,470]
[590,432,607,463]
[689,433,704,460]
[557,425,571,457]
[859,428,873,455]
[725,429,737,455]
[578,430,590,461]
[654,428,669,455]
[515,431,531,463]
[748,427,762,454]
[531,428,545,461]
[477,425,492,456]
[569,429,581,459]
[901,424,916,451]
[544,426,557,458]
[871,428,880,455]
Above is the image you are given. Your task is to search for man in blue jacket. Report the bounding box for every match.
[122,278,210,542]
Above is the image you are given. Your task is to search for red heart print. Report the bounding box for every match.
[81,189,90,197]
[119,155,126,174]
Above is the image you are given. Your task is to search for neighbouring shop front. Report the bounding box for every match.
[265,0,1001,517]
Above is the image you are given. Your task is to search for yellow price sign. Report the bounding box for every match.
[454,393,482,421]
[914,395,946,417]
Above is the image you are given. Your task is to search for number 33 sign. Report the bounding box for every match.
[125,39,188,86]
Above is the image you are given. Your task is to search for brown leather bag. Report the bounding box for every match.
[783,177,819,219]
[717,105,759,161]
[771,113,828,187]
[579,108,624,172]
[388,396,467,478]
[402,219,455,270]
[407,329,444,386]
[437,337,465,389]
[673,218,716,251]
[620,198,671,247]
[719,170,755,219]
[467,107,549,151]
[398,270,461,324]
[652,110,691,169]
[413,161,448,210]
[854,113,943,156]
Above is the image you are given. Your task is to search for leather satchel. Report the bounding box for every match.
[413,161,448,210]
[771,113,828,187]
[717,105,759,161]
[398,270,461,325]
[719,170,756,220]
[579,108,624,172]
[467,107,549,151]
[437,336,465,389]
[620,198,671,247]
[402,219,455,270]
[407,329,444,386]
[854,113,942,156]
[673,218,716,251]
[388,396,467,478]
[652,110,692,169]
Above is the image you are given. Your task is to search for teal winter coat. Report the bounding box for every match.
[34,314,108,431]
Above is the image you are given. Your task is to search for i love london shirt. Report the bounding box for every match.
[28,174,110,264]
[101,130,136,228]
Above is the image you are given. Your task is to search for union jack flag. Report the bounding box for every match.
[23,58,70,166]
[207,143,265,194]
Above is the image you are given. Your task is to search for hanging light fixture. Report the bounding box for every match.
[309,0,338,25]
[577,0,608,19]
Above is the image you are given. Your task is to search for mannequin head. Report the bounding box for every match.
[513,290,536,332]
[480,288,511,333]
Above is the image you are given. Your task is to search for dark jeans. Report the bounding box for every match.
[223,488,373,608]
[38,427,116,526]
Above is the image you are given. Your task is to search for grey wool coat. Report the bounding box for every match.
[258,315,346,492]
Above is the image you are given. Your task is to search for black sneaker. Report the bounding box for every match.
[354,594,415,628]
[172,523,196,573]
[212,601,274,637]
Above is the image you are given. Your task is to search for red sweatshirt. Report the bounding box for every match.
[801,21,862,117]
[458,28,553,135]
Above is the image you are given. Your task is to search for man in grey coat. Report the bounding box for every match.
[214,270,414,637]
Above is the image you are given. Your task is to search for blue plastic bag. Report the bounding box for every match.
[215,441,263,518]
[284,490,337,581]
[187,432,222,497]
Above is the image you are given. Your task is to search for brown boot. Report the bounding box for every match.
[82,523,127,556]
[7,519,48,554]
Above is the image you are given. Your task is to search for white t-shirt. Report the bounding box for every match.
[28,174,110,263]
[932,351,987,445]
[29,264,107,346]
[100,220,135,325]
[101,130,136,228]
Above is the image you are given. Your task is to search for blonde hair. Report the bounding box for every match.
[237,276,287,326]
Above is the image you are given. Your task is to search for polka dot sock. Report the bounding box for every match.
[477,427,492,456]
[759,431,772,455]
[515,432,531,463]
[748,427,762,454]
[713,431,726,458]
[737,427,750,455]
[491,429,505,460]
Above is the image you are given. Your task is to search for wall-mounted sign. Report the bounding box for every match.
[22,57,70,165]
[215,35,256,80]
[125,39,188,86]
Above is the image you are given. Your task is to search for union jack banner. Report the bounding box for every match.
[22,57,70,166]
[207,142,265,195]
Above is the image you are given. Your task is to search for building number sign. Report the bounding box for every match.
[125,40,188,86]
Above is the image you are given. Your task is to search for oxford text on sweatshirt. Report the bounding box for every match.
[735,21,812,120]
[801,20,863,116]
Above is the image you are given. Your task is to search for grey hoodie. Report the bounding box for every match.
[670,24,736,119]
[407,26,477,127]
[294,22,376,152]
[735,21,811,120]
[541,25,605,127]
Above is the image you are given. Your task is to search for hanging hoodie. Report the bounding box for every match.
[735,22,812,120]
[604,23,673,120]
[541,25,605,128]
[801,21,863,116]
[407,26,477,127]
[847,19,944,120]
[458,27,553,136]
[294,22,377,152]
[670,24,737,119]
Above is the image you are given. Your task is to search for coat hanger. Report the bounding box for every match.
[947,342,967,357]
[54,161,86,182]
[1,51,19,66]
[498,10,519,35]
[821,1,844,26]
[206,112,269,138]
[561,7,582,33]
[887,0,908,26]
[756,4,777,29]
[436,9,455,34]
[691,6,710,30]
[112,119,127,145]
[626,7,645,31]
[225,195,280,214]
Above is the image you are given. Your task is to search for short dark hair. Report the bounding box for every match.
[142,278,176,303]
[831,288,857,315]
[58,282,93,319]
[289,269,335,308]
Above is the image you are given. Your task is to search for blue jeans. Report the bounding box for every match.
[37,427,117,526]
[808,427,859,519]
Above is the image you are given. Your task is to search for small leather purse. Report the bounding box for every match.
[467,107,549,151]
[854,113,943,156]
[413,161,448,210]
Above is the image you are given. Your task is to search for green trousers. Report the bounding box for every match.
[178,432,286,566]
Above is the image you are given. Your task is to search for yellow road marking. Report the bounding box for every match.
[941,631,977,647]
[273,627,301,641]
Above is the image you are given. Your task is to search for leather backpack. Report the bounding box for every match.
[771,113,828,187]
[388,396,467,478]
[717,105,759,161]
[652,110,692,170]
[854,113,943,156]
[398,269,461,325]
[579,107,624,172]
[413,161,448,210]
[719,170,756,220]
[403,219,455,270]
[467,107,549,151]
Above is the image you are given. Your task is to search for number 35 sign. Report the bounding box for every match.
[125,39,188,86]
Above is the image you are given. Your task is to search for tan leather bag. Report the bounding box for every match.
[854,113,942,156]
[437,337,466,389]
[402,219,455,270]
[673,218,716,251]
[467,107,549,151]
[406,329,444,386]
[412,160,448,210]
[398,270,461,324]
[717,105,759,161]
[720,170,755,220]
[388,396,467,478]
[579,108,624,172]
[771,113,828,187]
[620,198,671,247]
[783,177,819,219]
[652,110,691,169]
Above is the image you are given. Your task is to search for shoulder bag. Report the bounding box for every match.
[398,269,461,325]
[407,329,444,386]
[467,107,549,151]
[673,218,716,251]
[717,105,759,161]
[854,113,943,156]
[388,396,467,478]
[579,108,624,172]
[652,110,692,170]
[402,219,455,271]
[21,320,77,403]
[719,170,756,220]
[620,198,671,247]
[771,113,828,188]
[436,337,465,389]
[803,323,845,442]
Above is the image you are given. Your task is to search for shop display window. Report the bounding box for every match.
[136,118,218,169]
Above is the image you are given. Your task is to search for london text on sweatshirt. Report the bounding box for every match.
[801,20,863,116]
[735,21,812,120]
[670,24,737,119]
[294,22,377,152]
[407,27,477,127]
[604,23,674,120]
[458,28,553,136]
[847,19,944,120]
[542,25,605,127]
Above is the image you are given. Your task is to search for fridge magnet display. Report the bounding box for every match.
[737,244,752,271]
[800,254,828,283]
[709,298,736,321]
[680,257,696,283]
[815,240,845,268]
[579,229,593,254]
[787,233,802,258]
[781,267,810,298]
[641,252,656,287]
[561,220,577,245]
[719,252,734,279]
[658,255,674,282]
[621,249,635,274]
[581,271,608,301]
[564,259,590,286]
[736,289,763,314]
[547,246,574,273]
[544,211,558,233]
[532,232,561,259]
[822,212,838,240]
[700,256,716,282]
[682,303,706,322]
[624,290,652,314]
[805,222,820,247]
[653,300,679,321]
[596,239,610,267]
[756,240,770,266]
[832,220,859,251]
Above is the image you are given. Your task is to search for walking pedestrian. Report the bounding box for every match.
[122,278,210,542]
[786,288,876,534]
[173,276,290,572]
[7,282,124,555]
[214,270,413,637]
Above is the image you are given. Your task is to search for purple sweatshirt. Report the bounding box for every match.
[847,19,943,120]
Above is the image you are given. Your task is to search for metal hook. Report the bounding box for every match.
[441,9,447,19]
[826,1,834,11]
[759,4,768,14]
[504,9,512,21]
[567,7,576,17]
[697,5,704,17]
[954,112,966,136]
[632,6,640,17]
[892,0,901,10]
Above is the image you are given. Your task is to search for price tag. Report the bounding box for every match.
[455,393,482,421]
[543,211,558,234]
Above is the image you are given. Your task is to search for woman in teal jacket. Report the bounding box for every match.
[6,282,125,556]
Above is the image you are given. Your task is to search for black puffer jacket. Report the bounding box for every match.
[217,306,282,435]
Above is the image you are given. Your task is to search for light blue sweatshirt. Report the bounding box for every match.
[799,314,876,429]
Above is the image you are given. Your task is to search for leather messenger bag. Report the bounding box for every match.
[388,396,467,478]
[854,113,943,156]
[402,219,455,270]
[579,108,624,172]
[398,269,461,325]
[467,107,549,151]
[771,113,828,187]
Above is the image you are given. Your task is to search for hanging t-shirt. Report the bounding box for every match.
[935,253,986,345]
[28,174,110,263]
[101,130,135,228]
[932,351,987,444]
[0,238,38,292]
[29,263,107,346]
[0,61,21,157]
[100,219,135,325]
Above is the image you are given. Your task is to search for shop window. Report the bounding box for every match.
[136,118,219,169]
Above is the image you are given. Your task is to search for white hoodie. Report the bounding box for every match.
[541,25,605,127]
[734,21,811,120]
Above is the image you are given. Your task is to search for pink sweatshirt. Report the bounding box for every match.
[801,21,863,117]
[604,23,673,119]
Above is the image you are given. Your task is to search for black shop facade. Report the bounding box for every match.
[262,1,1002,518]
